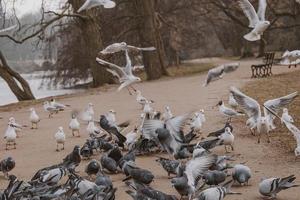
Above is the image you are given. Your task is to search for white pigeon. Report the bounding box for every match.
[217,100,244,120]
[96,50,141,94]
[238,0,270,41]
[77,0,116,12]
[86,121,102,136]
[135,90,147,107]
[29,108,40,129]
[280,50,300,67]
[100,42,156,54]
[105,110,117,125]
[81,103,94,123]
[263,92,298,130]
[43,101,59,118]
[259,175,299,198]
[0,24,17,34]
[125,126,138,149]
[218,127,235,152]
[54,127,66,151]
[229,93,238,108]
[281,108,294,124]
[69,113,80,137]
[162,106,173,120]
[50,99,67,110]
[4,122,17,150]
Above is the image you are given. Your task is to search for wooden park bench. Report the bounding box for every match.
[251,52,275,78]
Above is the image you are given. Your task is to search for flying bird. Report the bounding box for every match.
[77,0,116,12]
[96,50,141,94]
[204,63,239,86]
[238,0,270,41]
[100,42,155,54]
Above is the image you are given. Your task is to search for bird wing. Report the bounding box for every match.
[185,155,217,190]
[102,0,116,9]
[142,119,164,140]
[77,0,92,12]
[257,0,267,21]
[238,0,259,28]
[230,86,261,120]
[0,24,17,34]
[100,43,124,54]
[127,45,156,52]
[96,57,126,79]
[264,92,298,113]
[124,50,133,76]
[204,65,224,86]
[166,113,191,142]
[223,63,239,73]
[283,121,300,146]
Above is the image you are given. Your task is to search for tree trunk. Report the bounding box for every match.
[257,37,266,58]
[0,50,35,101]
[133,0,168,80]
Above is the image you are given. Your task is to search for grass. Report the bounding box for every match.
[240,70,300,152]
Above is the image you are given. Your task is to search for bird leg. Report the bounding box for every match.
[56,144,59,152]
[230,145,234,151]
[127,87,133,95]
[266,132,271,143]
[72,130,74,137]
[14,142,16,149]
[257,133,261,144]
[31,122,34,129]
[250,128,255,136]
[62,143,65,150]
[225,145,228,153]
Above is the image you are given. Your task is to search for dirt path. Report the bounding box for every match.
[0,59,299,199]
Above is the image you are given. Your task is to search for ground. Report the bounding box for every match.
[0,58,299,200]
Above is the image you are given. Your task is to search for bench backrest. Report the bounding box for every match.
[263,52,275,64]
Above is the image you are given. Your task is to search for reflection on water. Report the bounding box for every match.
[0,73,82,106]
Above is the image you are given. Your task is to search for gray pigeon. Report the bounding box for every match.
[259,175,299,198]
[85,159,100,177]
[123,163,154,185]
[100,154,118,173]
[0,157,15,178]
[232,164,251,185]
[155,157,181,177]
[210,155,234,171]
[202,170,227,186]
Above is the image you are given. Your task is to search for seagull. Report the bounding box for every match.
[229,93,238,108]
[162,106,173,120]
[105,109,117,125]
[50,98,68,110]
[43,101,59,118]
[259,175,299,198]
[81,103,94,123]
[238,0,270,41]
[143,100,154,115]
[190,111,205,133]
[135,90,147,107]
[203,63,239,86]
[217,100,244,121]
[4,121,17,150]
[281,108,294,124]
[54,127,66,151]
[125,126,139,150]
[100,42,156,54]
[69,112,80,137]
[281,119,300,158]
[96,50,141,94]
[87,120,102,136]
[0,24,17,34]
[280,50,300,68]
[8,117,22,137]
[218,127,235,152]
[29,108,40,129]
[77,0,116,12]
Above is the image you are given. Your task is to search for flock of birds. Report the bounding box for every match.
[1,0,300,200]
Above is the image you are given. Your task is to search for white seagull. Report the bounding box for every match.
[190,110,206,133]
[81,103,94,123]
[54,127,66,151]
[50,99,68,111]
[238,0,270,41]
[69,113,80,137]
[217,100,244,121]
[96,50,141,94]
[229,93,239,108]
[135,90,147,107]
[218,127,235,152]
[125,126,139,150]
[87,120,102,136]
[280,50,300,67]
[204,63,239,86]
[43,101,59,118]
[4,122,17,150]
[281,108,294,124]
[29,108,40,129]
[100,42,156,54]
[162,106,173,121]
[77,0,116,12]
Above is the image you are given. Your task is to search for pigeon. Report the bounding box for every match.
[99,115,127,147]
[232,164,252,185]
[39,167,68,186]
[155,157,181,177]
[162,106,173,120]
[77,0,116,12]
[69,112,80,137]
[96,50,141,94]
[281,108,294,124]
[229,93,238,108]
[85,159,100,177]
[55,127,66,151]
[238,0,270,41]
[95,170,113,189]
[218,127,235,152]
[195,180,239,200]
[259,175,299,198]
[43,101,59,118]
[100,154,118,173]
[217,100,244,120]
[81,103,94,123]
[4,121,17,150]
[123,164,154,185]
[100,42,156,54]
[29,108,40,129]
[207,122,233,137]
[280,50,300,67]
[202,170,227,186]
[62,145,81,168]
[211,155,234,171]
[0,157,15,178]
[80,144,93,159]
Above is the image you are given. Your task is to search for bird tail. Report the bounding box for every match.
[280,175,299,189]
[244,31,261,41]
[282,50,290,58]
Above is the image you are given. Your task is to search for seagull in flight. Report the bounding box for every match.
[238,0,270,41]
[100,42,156,54]
[96,50,141,94]
[77,0,116,13]
[203,63,239,86]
